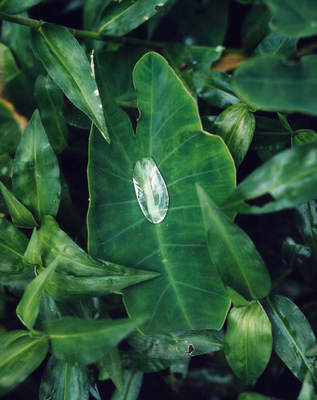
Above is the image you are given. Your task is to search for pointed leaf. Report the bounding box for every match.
[97,0,169,36]
[111,369,143,400]
[197,185,271,299]
[39,356,89,400]
[0,0,42,13]
[102,348,124,393]
[0,181,37,228]
[232,55,317,116]
[12,110,61,221]
[16,259,58,330]
[213,103,255,166]
[221,144,317,214]
[34,74,69,153]
[0,217,28,273]
[0,331,49,396]
[294,130,317,147]
[23,228,42,265]
[88,51,235,334]
[224,302,273,385]
[32,23,109,142]
[44,316,144,365]
[263,0,317,38]
[265,296,317,382]
[298,372,316,400]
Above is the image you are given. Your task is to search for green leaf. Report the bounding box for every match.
[221,144,317,214]
[97,0,169,36]
[12,110,61,221]
[39,356,89,400]
[83,0,112,30]
[0,181,38,228]
[0,217,28,273]
[253,31,298,58]
[102,348,124,393]
[16,259,58,330]
[241,2,271,51]
[128,329,223,360]
[88,51,236,334]
[37,216,159,299]
[197,186,271,300]
[295,200,317,261]
[293,130,317,147]
[224,302,273,385]
[232,55,317,116]
[23,228,42,265]
[263,0,317,38]
[111,369,143,400]
[193,70,240,109]
[298,372,316,400]
[0,330,49,396]
[0,98,22,155]
[265,295,317,381]
[0,0,42,13]
[34,74,69,153]
[32,23,109,142]
[213,103,255,166]
[44,316,144,365]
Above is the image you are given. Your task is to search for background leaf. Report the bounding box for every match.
[32,23,109,142]
[265,295,317,381]
[232,55,317,116]
[0,98,22,155]
[88,52,236,334]
[224,302,272,385]
[197,186,271,300]
[0,0,42,13]
[111,369,143,400]
[44,316,144,365]
[12,110,61,221]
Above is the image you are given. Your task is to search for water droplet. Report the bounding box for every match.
[144,16,149,20]
[133,157,169,224]
[98,104,102,109]
[94,89,99,96]
[216,45,224,52]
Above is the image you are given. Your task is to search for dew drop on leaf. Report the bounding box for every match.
[133,157,169,224]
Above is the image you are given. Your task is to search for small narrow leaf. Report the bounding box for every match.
[213,103,255,166]
[221,144,317,214]
[0,181,37,228]
[12,110,61,221]
[32,24,109,142]
[44,316,144,365]
[34,74,69,153]
[23,228,42,265]
[0,217,28,273]
[111,369,143,400]
[39,356,89,400]
[265,295,317,381]
[102,348,124,394]
[224,302,273,385]
[293,130,317,147]
[298,372,316,400]
[197,185,271,299]
[16,259,58,330]
[0,331,49,396]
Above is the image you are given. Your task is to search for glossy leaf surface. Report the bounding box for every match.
[44,316,143,365]
[88,52,235,334]
[253,32,298,58]
[232,55,317,116]
[0,217,28,273]
[38,216,158,299]
[34,74,69,153]
[263,0,317,38]
[221,144,317,214]
[0,181,37,228]
[224,302,272,385]
[16,259,58,330]
[23,228,42,265]
[265,295,317,381]
[32,24,109,142]
[39,356,89,400]
[197,186,271,300]
[97,0,169,36]
[0,331,49,396]
[213,103,255,166]
[12,110,61,221]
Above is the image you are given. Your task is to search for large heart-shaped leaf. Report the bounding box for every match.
[88,52,236,334]
[232,55,317,116]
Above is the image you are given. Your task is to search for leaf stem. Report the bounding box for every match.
[0,11,166,49]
